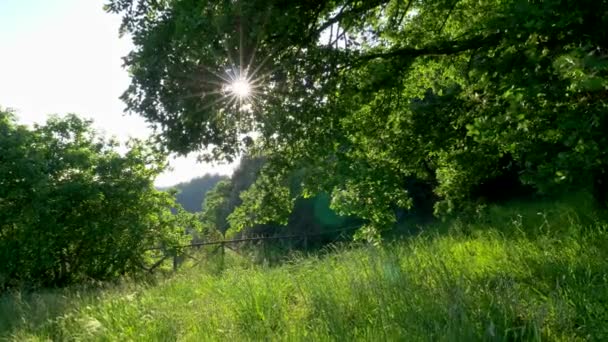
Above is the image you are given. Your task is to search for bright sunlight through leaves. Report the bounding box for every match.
[227,77,251,99]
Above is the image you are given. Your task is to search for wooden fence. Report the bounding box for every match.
[146,225,363,272]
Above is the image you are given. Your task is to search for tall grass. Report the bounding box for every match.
[1,194,607,341]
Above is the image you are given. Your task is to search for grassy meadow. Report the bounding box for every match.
[1,194,607,341]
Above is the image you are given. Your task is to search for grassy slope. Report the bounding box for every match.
[1,194,607,341]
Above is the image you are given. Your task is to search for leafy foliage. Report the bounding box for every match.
[107,0,608,238]
[0,110,196,289]
[197,156,356,252]
[200,179,233,235]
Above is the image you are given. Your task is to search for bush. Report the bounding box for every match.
[0,110,195,289]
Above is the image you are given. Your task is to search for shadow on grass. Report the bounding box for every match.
[0,276,159,340]
[0,288,76,339]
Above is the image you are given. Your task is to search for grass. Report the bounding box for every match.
[1,193,608,341]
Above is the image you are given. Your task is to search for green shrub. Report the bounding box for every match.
[0,111,195,289]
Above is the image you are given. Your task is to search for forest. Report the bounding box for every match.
[1,0,608,340]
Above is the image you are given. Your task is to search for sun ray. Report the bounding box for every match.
[200,65,234,84]
[195,93,234,112]
[246,50,275,83]
[180,89,226,100]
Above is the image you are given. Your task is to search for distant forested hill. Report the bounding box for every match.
[160,174,228,213]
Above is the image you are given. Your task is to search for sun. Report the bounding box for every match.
[228,77,251,98]
[197,52,270,111]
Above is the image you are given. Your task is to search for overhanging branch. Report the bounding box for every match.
[315,0,390,35]
[356,32,502,62]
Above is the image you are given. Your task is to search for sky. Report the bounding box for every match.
[0,0,236,187]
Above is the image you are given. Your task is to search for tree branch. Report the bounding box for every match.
[356,32,502,62]
[392,0,415,29]
[315,0,390,35]
[436,0,461,34]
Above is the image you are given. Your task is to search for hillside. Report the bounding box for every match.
[160,174,227,213]
[2,194,607,341]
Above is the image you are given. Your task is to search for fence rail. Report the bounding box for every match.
[145,225,363,272]
[147,225,363,251]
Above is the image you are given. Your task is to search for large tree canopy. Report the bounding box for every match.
[106,0,608,238]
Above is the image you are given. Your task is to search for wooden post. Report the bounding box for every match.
[173,252,178,272]
[220,241,225,271]
[263,238,269,266]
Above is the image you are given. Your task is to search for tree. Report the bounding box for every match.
[198,155,266,237]
[106,0,608,239]
[0,110,196,289]
[200,179,233,235]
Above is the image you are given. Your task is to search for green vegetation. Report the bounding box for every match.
[106,0,608,238]
[2,0,608,340]
[0,110,198,289]
[199,155,358,245]
[2,195,607,341]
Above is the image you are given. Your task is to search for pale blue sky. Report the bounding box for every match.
[0,0,235,186]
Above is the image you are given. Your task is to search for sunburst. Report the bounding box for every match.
[222,67,256,105]
[218,60,273,112]
[227,77,251,98]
